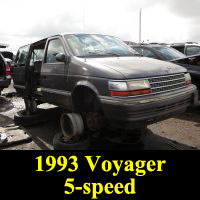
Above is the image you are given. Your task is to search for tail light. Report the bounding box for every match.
[5,65,11,79]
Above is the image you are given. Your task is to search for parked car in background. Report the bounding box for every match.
[0,52,11,94]
[131,44,187,60]
[131,44,200,100]
[0,43,9,48]
[124,41,137,46]
[0,44,14,94]
[170,42,200,56]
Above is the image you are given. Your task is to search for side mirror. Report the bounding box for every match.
[56,53,70,63]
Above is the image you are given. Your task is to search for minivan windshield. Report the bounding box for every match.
[64,34,137,57]
[154,46,186,61]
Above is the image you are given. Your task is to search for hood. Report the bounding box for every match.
[83,56,186,79]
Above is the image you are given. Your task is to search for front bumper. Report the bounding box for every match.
[100,84,198,129]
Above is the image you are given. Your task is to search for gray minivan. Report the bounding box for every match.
[12,33,198,149]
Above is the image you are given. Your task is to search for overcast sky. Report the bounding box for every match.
[1,0,200,53]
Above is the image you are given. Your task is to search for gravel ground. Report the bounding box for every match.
[149,111,200,149]
[0,83,200,150]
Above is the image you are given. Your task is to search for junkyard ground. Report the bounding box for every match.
[0,83,200,150]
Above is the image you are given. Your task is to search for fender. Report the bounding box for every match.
[72,80,99,95]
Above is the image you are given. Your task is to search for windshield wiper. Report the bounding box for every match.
[85,51,121,57]
[87,51,105,56]
[105,52,121,57]
[83,51,133,57]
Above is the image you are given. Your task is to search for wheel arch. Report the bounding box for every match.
[71,81,101,112]
[73,80,99,95]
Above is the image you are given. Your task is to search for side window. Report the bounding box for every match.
[45,39,65,63]
[16,46,29,66]
[30,49,44,66]
[186,46,200,56]
[142,49,157,59]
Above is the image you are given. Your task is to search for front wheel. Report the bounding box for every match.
[84,112,107,132]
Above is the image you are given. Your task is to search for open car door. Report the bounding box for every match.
[12,45,30,94]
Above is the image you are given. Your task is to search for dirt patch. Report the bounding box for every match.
[149,110,200,149]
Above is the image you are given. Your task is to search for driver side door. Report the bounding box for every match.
[40,37,68,106]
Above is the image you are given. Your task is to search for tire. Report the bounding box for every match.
[60,113,84,140]
[14,109,49,127]
[53,131,90,150]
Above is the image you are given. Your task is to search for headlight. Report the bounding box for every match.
[108,81,128,91]
[109,80,151,97]
[127,80,150,91]
[185,73,192,85]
